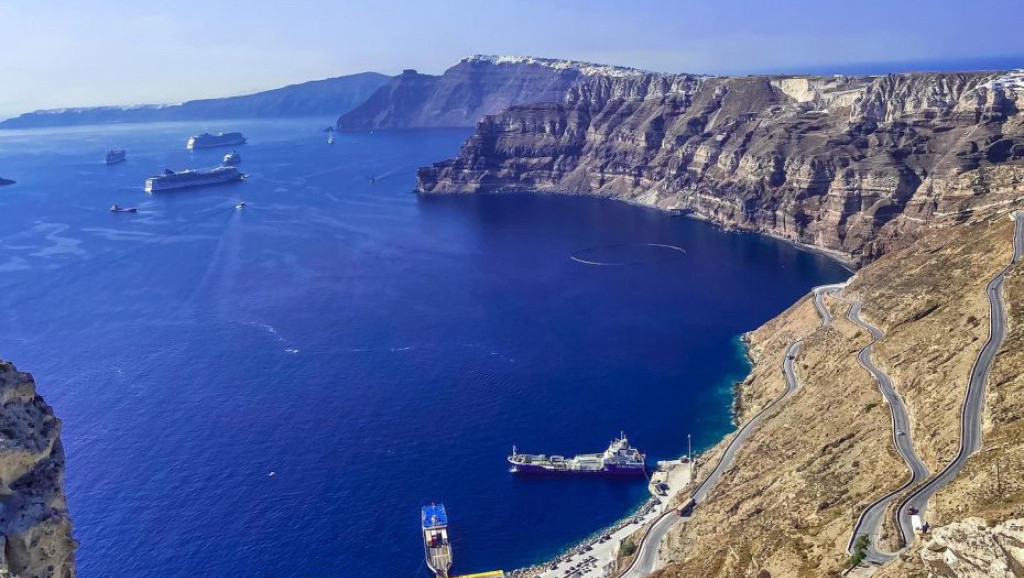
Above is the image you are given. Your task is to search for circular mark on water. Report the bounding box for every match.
[570,243,687,266]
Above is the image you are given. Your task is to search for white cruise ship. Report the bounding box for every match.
[186,132,247,150]
[145,166,244,193]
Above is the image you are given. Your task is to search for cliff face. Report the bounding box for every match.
[336,55,657,131]
[0,72,391,128]
[0,362,75,577]
[418,66,1024,264]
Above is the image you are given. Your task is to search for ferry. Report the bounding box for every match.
[508,432,646,476]
[222,151,242,166]
[145,166,244,193]
[422,504,453,578]
[186,132,246,150]
[106,149,127,165]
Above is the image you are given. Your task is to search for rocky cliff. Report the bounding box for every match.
[418,65,1024,264]
[0,72,390,128]
[336,55,658,131]
[0,362,75,577]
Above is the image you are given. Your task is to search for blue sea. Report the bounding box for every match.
[0,119,848,577]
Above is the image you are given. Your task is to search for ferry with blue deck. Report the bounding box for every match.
[508,432,646,476]
[422,503,453,578]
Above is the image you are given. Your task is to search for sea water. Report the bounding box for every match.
[0,119,848,577]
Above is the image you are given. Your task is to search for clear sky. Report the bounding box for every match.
[3,0,1024,118]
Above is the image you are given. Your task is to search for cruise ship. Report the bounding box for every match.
[145,166,244,193]
[422,504,453,578]
[508,433,646,476]
[106,149,127,165]
[186,132,246,150]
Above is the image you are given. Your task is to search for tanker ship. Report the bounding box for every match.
[508,432,646,476]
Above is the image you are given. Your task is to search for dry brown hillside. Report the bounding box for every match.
[649,212,1020,578]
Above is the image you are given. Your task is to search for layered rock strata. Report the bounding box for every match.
[418,66,1024,264]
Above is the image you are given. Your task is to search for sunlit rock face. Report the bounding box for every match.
[919,518,1024,578]
[418,65,1024,264]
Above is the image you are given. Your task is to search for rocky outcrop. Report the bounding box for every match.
[0,361,75,577]
[336,55,658,131]
[0,72,391,128]
[418,63,1024,264]
[918,518,1024,578]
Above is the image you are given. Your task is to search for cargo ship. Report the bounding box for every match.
[186,132,246,150]
[422,504,453,578]
[508,432,646,476]
[145,166,244,193]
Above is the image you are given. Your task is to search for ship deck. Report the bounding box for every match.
[427,543,452,577]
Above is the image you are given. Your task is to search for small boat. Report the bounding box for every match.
[369,177,376,184]
[109,204,137,213]
[222,151,241,166]
[328,133,335,145]
[0,177,14,187]
[236,201,246,210]
[106,149,127,165]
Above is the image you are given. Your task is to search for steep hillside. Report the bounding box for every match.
[336,55,657,131]
[0,72,390,128]
[643,201,1023,577]
[0,361,75,577]
[418,65,1024,264]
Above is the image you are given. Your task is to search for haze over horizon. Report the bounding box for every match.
[3,0,1024,119]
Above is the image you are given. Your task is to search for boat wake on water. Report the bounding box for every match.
[570,243,686,266]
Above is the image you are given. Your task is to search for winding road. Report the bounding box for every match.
[618,341,804,578]
[845,302,930,564]
[812,283,848,328]
[894,211,1024,544]
[617,281,849,577]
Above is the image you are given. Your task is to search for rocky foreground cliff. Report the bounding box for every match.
[418,64,1024,264]
[0,362,74,577]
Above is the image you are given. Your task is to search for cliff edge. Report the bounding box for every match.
[0,361,75,578]
[336,55,659,131]
[418,63,1024,264]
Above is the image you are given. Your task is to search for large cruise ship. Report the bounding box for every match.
[186,132,246,150]
[145,166,244,193]
[508,433,646,476]
[422,504,453,578]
